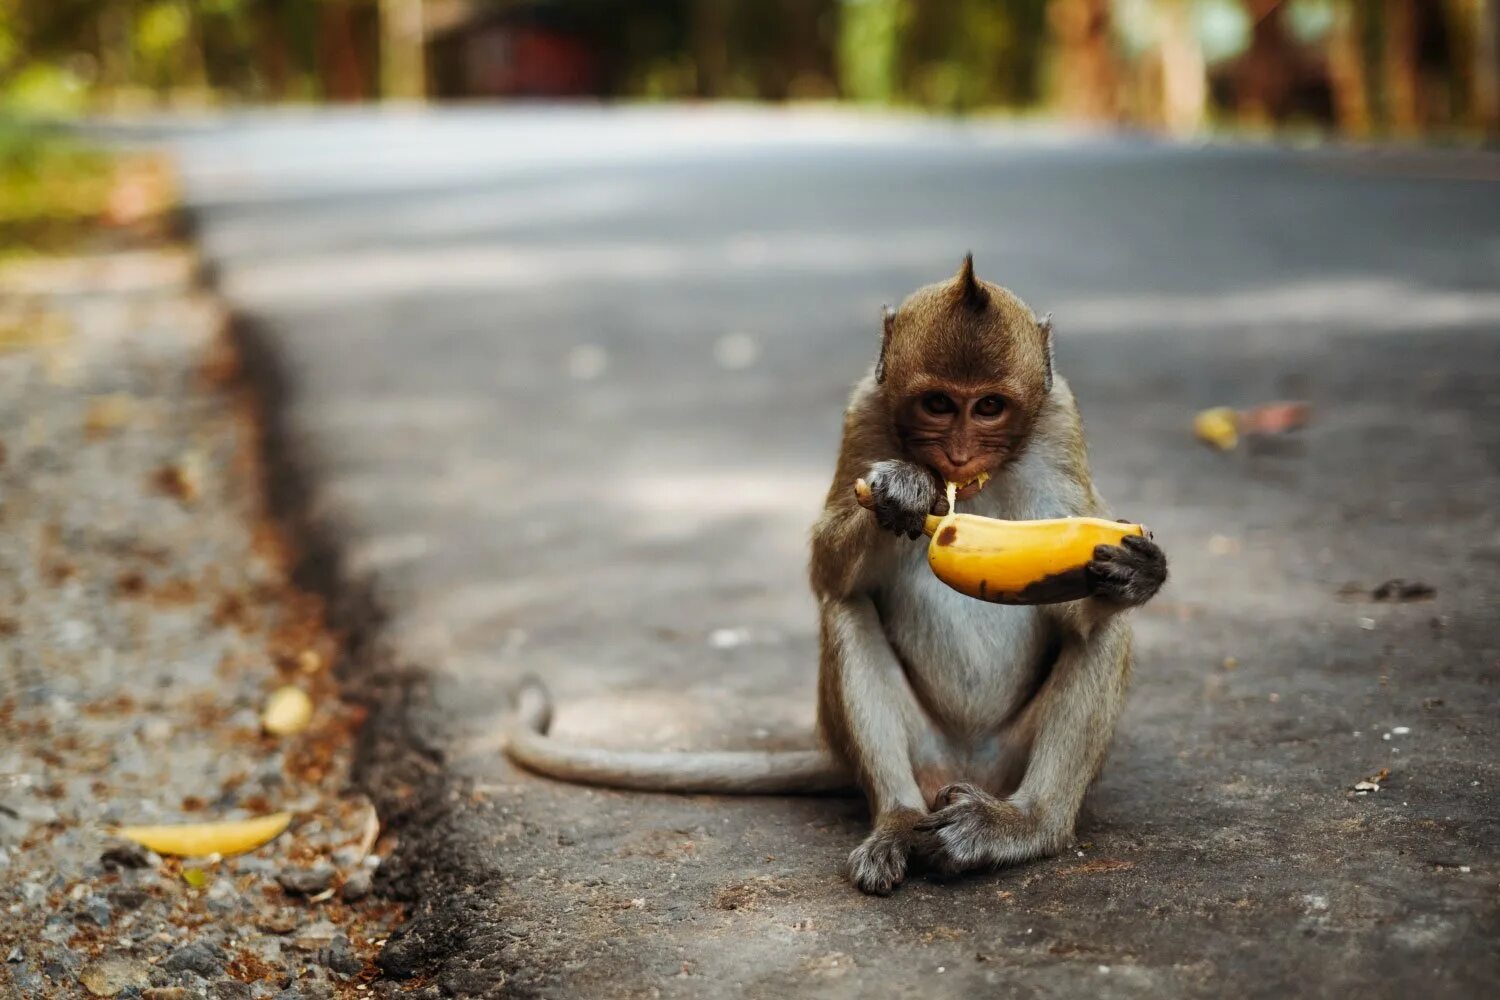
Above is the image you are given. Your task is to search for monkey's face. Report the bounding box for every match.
[893,380,1031,495]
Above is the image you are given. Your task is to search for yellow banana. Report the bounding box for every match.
[854,478,1146,604]
[112,812,292,858]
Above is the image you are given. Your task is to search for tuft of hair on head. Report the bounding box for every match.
[875,305,896,384]
[955,252,988,313]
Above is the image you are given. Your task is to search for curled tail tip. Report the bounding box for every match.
[512,675,553,734]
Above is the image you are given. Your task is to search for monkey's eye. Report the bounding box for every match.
[921,392,957,416]
[974,395,1007,418]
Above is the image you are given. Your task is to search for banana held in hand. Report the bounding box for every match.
[854,479,1147,605]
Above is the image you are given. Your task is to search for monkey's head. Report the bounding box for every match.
[875,255,1054,492]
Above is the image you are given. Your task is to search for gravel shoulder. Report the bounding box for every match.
[0,239,406,999]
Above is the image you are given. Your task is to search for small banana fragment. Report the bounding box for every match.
[112,812,292,858]
[1193,406,1240,450]
[261,685,313,736]
[853,477,1147,604]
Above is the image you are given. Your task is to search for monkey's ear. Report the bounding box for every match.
[1039,311,1055,393]
[876,306,895,384]
[956,252,988,312]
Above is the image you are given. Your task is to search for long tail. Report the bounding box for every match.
[504,677,854,795]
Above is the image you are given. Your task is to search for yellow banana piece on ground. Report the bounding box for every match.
[112,812,292,858]
[854,478,1146,604]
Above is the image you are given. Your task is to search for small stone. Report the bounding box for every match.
[161,942,226,978]
[74,896,112,927]
[144,989,194,1000]
[78,956,152,996]
[100,843,152,869]
[107,888,151,911]
[255,910,300,934]
[340,869,373,902]
[316,936,363,977]
[290,921,341,952]
[210,983,253,1000]
[280,982,334,1000]
[278,866,336,896]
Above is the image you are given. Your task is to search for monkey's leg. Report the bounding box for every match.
[824,596,931,895]
[914,619,1131,874]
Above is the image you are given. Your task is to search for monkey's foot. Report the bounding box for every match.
[846,809,922,895]
[912,782,1047,876]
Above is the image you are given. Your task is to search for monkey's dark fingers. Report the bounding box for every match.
[1091,543,1126,563]
[1120,534,1165,560]
[929,495,951,517]
[1086,560,1135,587]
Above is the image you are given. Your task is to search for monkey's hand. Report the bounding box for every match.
[856,460,944,540]
[912,782,1051,875]
[1087,534,1167,607]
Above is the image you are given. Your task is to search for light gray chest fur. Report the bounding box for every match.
[872,449,1086,736]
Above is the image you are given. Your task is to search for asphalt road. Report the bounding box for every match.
[163,108,1498,998]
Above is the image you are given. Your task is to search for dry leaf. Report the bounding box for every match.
[1239,400,1310,436]
[112,811,292,857]
[84,394,135,437]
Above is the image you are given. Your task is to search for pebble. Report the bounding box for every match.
[100,843,152,869]
[317,936,363,977]
[255,910,300,935]
[277,865,336,896]
[108,887,151,912]
[161,941,227,978]
[78,956,152,996]
[209,982,254,1000]
[143,989,194,1000]
[75,895,113,926]
[340,868,373,902]
[291,920,341,951]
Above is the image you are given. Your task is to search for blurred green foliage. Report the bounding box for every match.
[0,118,115,255]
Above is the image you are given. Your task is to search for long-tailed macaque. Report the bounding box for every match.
[507,256,1167,893]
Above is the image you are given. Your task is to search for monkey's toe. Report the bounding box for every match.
[847,830,909,895]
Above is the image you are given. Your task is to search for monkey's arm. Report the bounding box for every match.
[811,415,938,893]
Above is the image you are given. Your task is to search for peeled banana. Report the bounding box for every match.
[854,478,1147,604]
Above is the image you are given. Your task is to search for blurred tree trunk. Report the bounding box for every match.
[379,0,425,100]
[1157,0,1206,135]
[1328,0,1372,135]
[1479,0,1500,131]
[692,0,729,97]
[1048,0,1119,120]
[1383,0,1421,131]
[97,1,134,100]
[777,0,837,99]
[257,1,291,101]
[319,1,366,101]
[1234,0,1297,125]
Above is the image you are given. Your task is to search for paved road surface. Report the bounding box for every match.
[161,109,1498,998]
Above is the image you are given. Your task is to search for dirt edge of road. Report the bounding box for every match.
[223,310,517,996]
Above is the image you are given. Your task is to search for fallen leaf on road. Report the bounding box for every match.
[152,455,202,503]
[1372,579,1436,602]
[262,686,313,736]
[1350,767,1391,795]
[84,394,135,437]
[1238,400,1311,435]
[112,811,292,857]
[1193,407,1239,450]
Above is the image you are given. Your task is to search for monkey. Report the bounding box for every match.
[505,255,1167,894]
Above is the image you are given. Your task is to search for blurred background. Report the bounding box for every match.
[2,0,1497,136]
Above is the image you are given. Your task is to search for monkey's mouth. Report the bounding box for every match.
[950,472,991,502]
